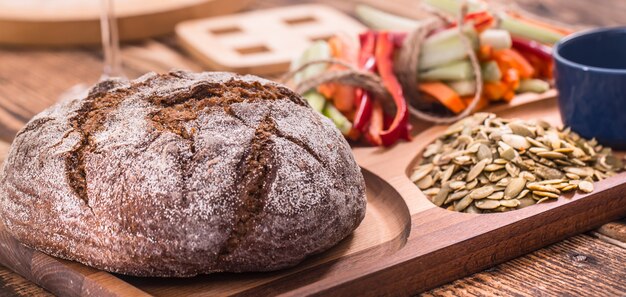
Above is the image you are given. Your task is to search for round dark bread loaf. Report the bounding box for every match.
[0,71,366,277]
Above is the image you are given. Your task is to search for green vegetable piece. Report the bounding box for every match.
[323,103,353,135]
[419,60,474,81]
[302,91,326,112]
[481,61,502,82]
[517,79,550,93]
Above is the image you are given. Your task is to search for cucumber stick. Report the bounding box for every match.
[323,103,353,135]
[290,41,331,84]
[481,61,502,82]
[498,13,563,45]
[446,80,477,96]
[355,4,422,31]
[423,0,486,16]
[302,91,326,113]
[420,60,474,81]
[479,29,512,49]
[419,25,479,70]
[517,79,550,93]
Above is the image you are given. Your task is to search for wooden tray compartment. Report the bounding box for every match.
[0,94,624,296]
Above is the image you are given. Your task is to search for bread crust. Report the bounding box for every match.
[0,71,366,277]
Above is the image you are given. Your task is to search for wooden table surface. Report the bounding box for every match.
[0,0,624,296]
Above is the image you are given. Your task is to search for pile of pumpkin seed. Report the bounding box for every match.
[411,113,625,213]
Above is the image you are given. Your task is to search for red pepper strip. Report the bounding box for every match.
[353,31,377,132]
[446,11,494,32]
[375,32,411,146]
[511,37,553,78]
[511,37,552,61]
[365,100,384,146]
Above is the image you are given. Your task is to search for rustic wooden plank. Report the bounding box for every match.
[0,266,53,297]
[423,234,626,296]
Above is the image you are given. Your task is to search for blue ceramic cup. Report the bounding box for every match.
[554,27,626,150]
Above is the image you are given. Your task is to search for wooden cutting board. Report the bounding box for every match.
[0,92,624,296]
[175,4,366,74]
[0,0,254,46]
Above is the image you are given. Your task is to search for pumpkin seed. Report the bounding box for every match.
[502,134,531,150]
[416,175,434,189]
[578,181,594,193]
[467,159,490,182]
[527,183,561,194]
[501,147,518,161]
[515,189,530,199]
[504,177,526,199]
[432,184,451,206]
[455,196,474,212]
[537,151,567,159]
[445,190,470,204]
[423,188,440,196]
[475,199,501,210]
[449,180,467,190]
[561,184,577,192]
[533,190,559,198]
[411,164,433,182]
[477,144,493,161]
[464,204,481,214]
[469,186,495,199]
[500,199,521,208]
[508,122,535,137]
[486,191,504,200]
[484,164,505,172]
[518,197,535,208]
[466,179,478,190]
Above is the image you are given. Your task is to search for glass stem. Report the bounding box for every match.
[100,0,124,80]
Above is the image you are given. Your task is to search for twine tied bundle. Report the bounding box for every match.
[281,2,483,124]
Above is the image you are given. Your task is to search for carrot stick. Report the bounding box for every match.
[418,82,466,114]
[318,36,356,113]
[462,95,489,111]
[492,49,535,79]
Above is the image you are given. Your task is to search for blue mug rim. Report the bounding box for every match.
[554,26,626,75]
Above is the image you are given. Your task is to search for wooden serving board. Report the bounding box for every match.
[175,4,366,74]
[0,92,624,296]
[0,0,253,46]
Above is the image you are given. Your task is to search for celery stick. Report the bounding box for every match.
[479,29,512,49]
[481,61,502,82]
[303,91,326,113]
[419,25,478,70]
[517,79,550,93]
[355,4,423,30]
[289,41,331,84]
[498,13,564,45]
[323,103,353,135]
[419,60,474,81]
[423,0,486,16]
[447,80,477,96]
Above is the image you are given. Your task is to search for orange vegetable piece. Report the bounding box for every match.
[462,95,489,112]
[479,44,493,61]
[318,36,357,113]
[492,49,535,79]
[418,82,466,114]
[366,100,384,146]
[483,81,508,101]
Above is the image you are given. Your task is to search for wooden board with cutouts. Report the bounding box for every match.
[175,4,366,74]
[0,0,253,46]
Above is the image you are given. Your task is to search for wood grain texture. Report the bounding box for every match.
[423,234,626,297]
